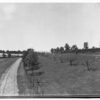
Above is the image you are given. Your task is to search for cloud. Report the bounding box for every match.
[0,4,16,20]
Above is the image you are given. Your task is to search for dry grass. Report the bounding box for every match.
[17,53,100,96]
[37,53,100,96]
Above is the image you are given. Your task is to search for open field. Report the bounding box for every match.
[2,53,100,97]
[17,53,100,96]
[32,53,100,96]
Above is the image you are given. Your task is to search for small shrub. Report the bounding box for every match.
[82,55,96,71]
[67,54,78,66]
[59,55,67,63]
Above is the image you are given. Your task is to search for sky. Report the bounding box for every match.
[0,3,100,51]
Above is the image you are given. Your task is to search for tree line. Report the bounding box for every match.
[0,50,23,58]
[50,42,100,54]
[51,43,78,54]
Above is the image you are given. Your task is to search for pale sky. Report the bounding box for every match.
[0,3,100,51]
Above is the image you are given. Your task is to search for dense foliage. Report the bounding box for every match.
[22,49,39,71]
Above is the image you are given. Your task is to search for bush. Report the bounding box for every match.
[59,55,67,63]
[23,49,39,72]
[81,55,96,71]
[67,54,78,66]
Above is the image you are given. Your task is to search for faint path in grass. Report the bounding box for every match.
[0,58,22,96]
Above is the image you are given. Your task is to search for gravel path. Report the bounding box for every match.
[0,58,22,96]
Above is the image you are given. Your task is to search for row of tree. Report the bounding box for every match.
[51,43,78,54]
[0,50,23,54]
[0,50,24,58]
[22,49,44,89]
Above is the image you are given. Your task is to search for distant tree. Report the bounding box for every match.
[51,48,54,53]
[64,43,70,52]
[22,50,28,66]
[6,50,11,58]
[59,47,64,53]
[71,45,78,54]
[71,45,78,51]
[92,46,95,49]
[8,52,11,58]
[2,50,5,53]
[56,47,60,53]
[17,50,21,54]
[0,50,3,53]
[27,49,39,66]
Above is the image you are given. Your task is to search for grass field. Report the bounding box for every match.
[0,57,18,79]
[17,53,100,96]
[36,53,100,96]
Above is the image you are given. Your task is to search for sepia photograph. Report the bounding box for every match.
[0,1,100,98]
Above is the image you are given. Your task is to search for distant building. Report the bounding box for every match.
[84,42,88,49]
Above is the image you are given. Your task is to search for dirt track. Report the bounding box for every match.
[0,58,22,96]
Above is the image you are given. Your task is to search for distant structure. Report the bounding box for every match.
[84,42,88,49]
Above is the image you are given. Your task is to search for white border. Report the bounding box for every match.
[0,0,100,3]
[0,1,99,100]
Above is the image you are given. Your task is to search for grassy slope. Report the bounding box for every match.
[17,62,35,96]
[38,55,100,95]
[17,57,69,96]
[17,54,100,96]
[0,58,18,79]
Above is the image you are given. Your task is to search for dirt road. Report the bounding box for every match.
[0,58,22,96]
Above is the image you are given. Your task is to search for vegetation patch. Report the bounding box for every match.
[22,49,45,95]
